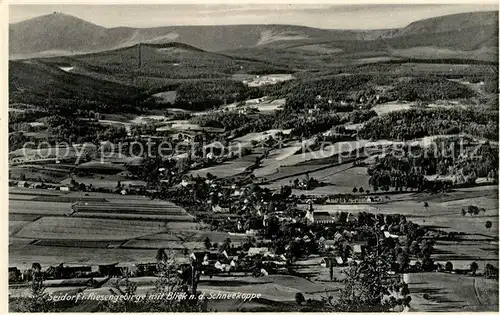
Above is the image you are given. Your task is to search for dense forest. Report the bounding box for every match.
[358,108,498,141]
[386,76,476,101]
[367,139,498,192]
[9,115,128,151]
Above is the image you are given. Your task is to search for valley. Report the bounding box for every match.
[7,7,499,313]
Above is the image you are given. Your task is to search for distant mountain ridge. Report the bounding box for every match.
[9,10,499,59]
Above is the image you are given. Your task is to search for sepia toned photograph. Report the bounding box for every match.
[6,2,499,312]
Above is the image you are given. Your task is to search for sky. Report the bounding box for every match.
[9,3,499,29]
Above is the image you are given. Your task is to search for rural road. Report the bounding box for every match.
[472,277,484,306]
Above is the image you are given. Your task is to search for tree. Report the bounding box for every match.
[421,256,435,272]
[467,205,479,216]
[359,187,364,193]
[484,263,499,279]
[328,227,410,312]
[295,292,305,306]
[445,261,453,272]
[156,248,167,264]
[203,237,212,250]
[461,208,466,216]
[423,202,429,210]
[220,238,231,252]
[79,183,87,191]
[409,241,420,255]
[485,221,492,229]
[396,250,409,272]
[352,187,358,193]
[14,263,52,312]
[19,173,26,181]
[280,185,292,198]
[470,262,479,275]
[99,261,205,312]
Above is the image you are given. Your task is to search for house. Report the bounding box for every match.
[384,231,399,239]
[190,251,209,263]
[212,205,230,213]
[17,181,29,188]
[135,263,158,276]
[46,264,92,279]
[353,244,363,254]
[476,177,496,185]
[324,239,336,250]
[98,263,122,277]
[351,240,368,256]
[60,185,72,192]
[334,257,345,266]
[29,182,43,189]
[181,179,195,187]
[117,171,134,178]
[320,257,332,268]
[246,229,258,236]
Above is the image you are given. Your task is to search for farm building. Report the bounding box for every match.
[45,263,92,279]
[17,181,28,188]
[212,205,230,213]
[323,239,336,250]
[320,257,332,268]
[59,185,72,192]
[98,263,122,277]
[353,244,363,254]
[313,211,336,224]
[134,263,158,276]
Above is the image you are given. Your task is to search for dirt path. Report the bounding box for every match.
[472,277,484,306]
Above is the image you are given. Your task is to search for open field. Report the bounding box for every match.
[75,161,126,173]
[72,202,189,215]
[8,244,161,268]
[304,185,498,235]
[121,239,185,250]
[71,212,194,221]
[252,138,393,179]
[223,98,287,113]
[244,74,295,87]
[9,144,95,160]
[13,217,168,241]
[9,187,69,196]
[406,272,498,311]
[10,164,70,182]
[189,158,255,179]
[233,129,291,145]
[298,185,499,273]
[263,164,368,194]
[372,101,414,115]
[59,176,147,189]
[151,90,177,104]
[9,200,72,216]
[8,188,202,268]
